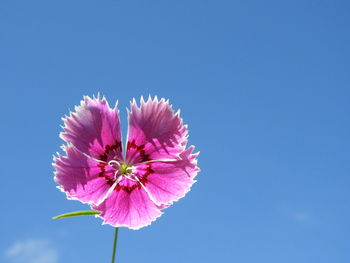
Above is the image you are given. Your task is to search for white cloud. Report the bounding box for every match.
[5,239,58,263]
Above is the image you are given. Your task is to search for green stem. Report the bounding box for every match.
[111,228,119,263]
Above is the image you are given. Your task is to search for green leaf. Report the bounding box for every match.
[52,210,100,219]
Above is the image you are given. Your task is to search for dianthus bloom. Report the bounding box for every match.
[53,96,199,229]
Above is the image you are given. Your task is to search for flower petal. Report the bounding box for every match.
[54,145,116,205]
[126,97,187,164]
[134,146,199,205]
[60,95,122,162]
[92,179,162,230]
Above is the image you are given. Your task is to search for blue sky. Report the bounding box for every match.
[0,0,349,262]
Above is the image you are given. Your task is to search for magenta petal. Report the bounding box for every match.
[126,97,188,164]
[54,145,115,205]
[92,182,162,229]
[60,95,123,162]
[135,146,199,205]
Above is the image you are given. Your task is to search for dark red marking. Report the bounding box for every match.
[96,141,123,190]
[127,140,150,162]
[97,162,107,177]
[99,140,122,162]
[115,184,140,193]
[97,162,114,185]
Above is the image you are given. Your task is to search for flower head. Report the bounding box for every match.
[53,95,199,229]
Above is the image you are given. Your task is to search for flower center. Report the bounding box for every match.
[107,160,136,182]
[118,163,132,175]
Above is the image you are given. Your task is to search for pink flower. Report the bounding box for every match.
[53,96,199,229]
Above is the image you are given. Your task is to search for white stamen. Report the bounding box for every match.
[133,158,178,166]
[108,160,121,167]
